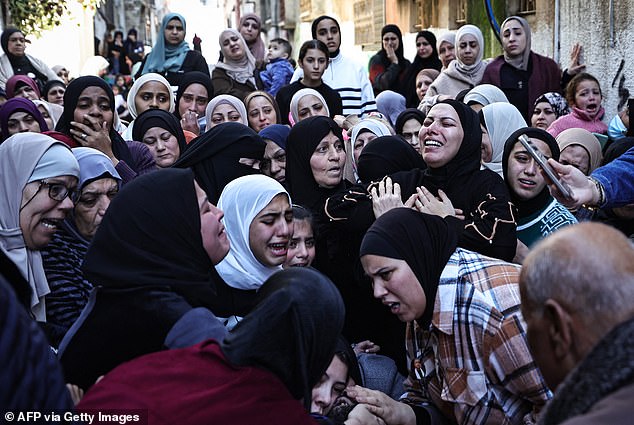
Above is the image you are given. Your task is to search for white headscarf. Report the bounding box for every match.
[215,29,257,87]
[464,84,509,107]
[0,134,80,320]
[454,24,485,73]
[126,72,176,119]
[215,174,290,290]
[481,102,526,176]
[204,94,248,131]
[289,88,329,124]
[348,119,392,181]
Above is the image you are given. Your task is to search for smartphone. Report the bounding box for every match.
[518,134,573,200]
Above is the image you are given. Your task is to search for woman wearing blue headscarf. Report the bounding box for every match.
[136,13,209,86]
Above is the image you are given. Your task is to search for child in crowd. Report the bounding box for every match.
[261,38,294,97]
[547,72,608,138]
[284,205,316,268]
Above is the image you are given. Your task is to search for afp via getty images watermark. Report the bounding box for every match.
[2,410,147,424]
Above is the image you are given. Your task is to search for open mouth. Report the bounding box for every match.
[424,139,443,148]
[40,218,63,230]
[384,301,400,314]
[518,178,536,187]
[269,242,288,256]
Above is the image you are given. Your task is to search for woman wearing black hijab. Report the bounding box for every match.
[132,109,187,168]
[172,122,265,204]
[76,268,347,425]
[401,31,442,108]
[354,208,550,425]
[357,135,426,184]
[369,25,411,97]
[55,76,156,184]
[328,99,517,262]
[59,168,230,390]
[0,27,59,90]
[174,71,214,135]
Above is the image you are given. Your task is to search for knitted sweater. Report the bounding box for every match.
[547,106,608,138]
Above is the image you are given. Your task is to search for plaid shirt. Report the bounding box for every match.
[403,248,551,425]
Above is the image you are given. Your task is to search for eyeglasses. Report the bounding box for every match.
[37,179,78,202]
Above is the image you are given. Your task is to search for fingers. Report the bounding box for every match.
[404,193,417,208]
[437,189,450,203]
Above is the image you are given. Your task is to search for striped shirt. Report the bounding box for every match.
[403,248,551,424]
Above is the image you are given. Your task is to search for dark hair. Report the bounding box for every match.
[298,39,329,62]
[311,15,340,39]
[292,204,315,234]
[270,38,292,57]
[565,72,601,106]
[114,31,124,39]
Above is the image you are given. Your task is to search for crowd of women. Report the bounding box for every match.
[1,9,634,425]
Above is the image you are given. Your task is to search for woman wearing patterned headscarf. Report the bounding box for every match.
[531,92,570,130]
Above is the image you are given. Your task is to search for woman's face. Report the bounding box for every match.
[501,19,527,56]
[37,105,54,130]
[416,35,433,59]
[560,144,590,176]
[480,124,492,163]
[46,85,65,106]
[7,111,41,136]
[361,254,426,322]
[310,131,346,188]
[164,18,185,45]
[299,48,328,83]
[401,118,423,153]
[353,130,377,164]
[209,103,243,128]
[382,31,399,52]
[284,219,315,268]
[506,138,552,200]
[195,181,230,264]
[261,139,286,183]
[74,86,113,132]
[419,103,464,168]
[178,83,209,118]
[19,175,77,249]
[416,73,434,101]
[142,126,180,168]
[247,96,277,132]
[438,40,455,67]
[134,81,171,114]
[7,31,26,56]
[14,84,38,100]
[74,177,118,239]
[311,355,348,415]
[457,34,479,66]
[297,95,328,121]
[221,33,245,62]
[531,101,557,130]
[240,18,260,44]
[314,19,341,54]
[248,193,293,267]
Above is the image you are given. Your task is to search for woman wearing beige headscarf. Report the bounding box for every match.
[556,128,603,176]
[212,29,260,101]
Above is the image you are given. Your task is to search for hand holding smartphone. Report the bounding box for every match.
[518,134,573,200]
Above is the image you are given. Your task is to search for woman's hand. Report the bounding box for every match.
[385,45,398,65]
[344,403,386,425]
[346,386,416,425]
[568,43,586,75]
[413,187,459,218]
[371,177,405,218]
[353,340,381,355]
[70,115,117,163]
[513,239,530,264]
[180,110,200,136]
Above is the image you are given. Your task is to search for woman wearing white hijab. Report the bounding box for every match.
[204,94,248,130]
[122,73,176,141]
[479,102,526,177]
[289,88,330,124]
[0,133,80,321]
[215,174,292,328]
[212,29,260,101]
[347,119,392,182]
[424,25,487,99]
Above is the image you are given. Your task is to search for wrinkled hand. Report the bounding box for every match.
[346,386,416,425]
[70,115,117,162]
[413,187,460,218]
[385,45,398,64]
[371,177,404,218]
[353,340,381,355]
[180,110,200,135]
[545,159,594,208]
[568,43,586,75]
[344,403,386,425]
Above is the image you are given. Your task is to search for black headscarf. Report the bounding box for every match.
[357,135,426,183]
[360,209,458,328]
[334,335,362,386]
[172,122,265,204]
[173,71,213,119]
[286,115,345,212]
[394,108,425,134]
[401,31,442,108]
[0,28,21,55]
[221,267,345,409]
[42,79,65,102]
[82,168,216,306]
[378,25,406,65]
[502,127,560,218]
[55,76,135,168]
[311,16,341,58]
[132,109,187,155]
